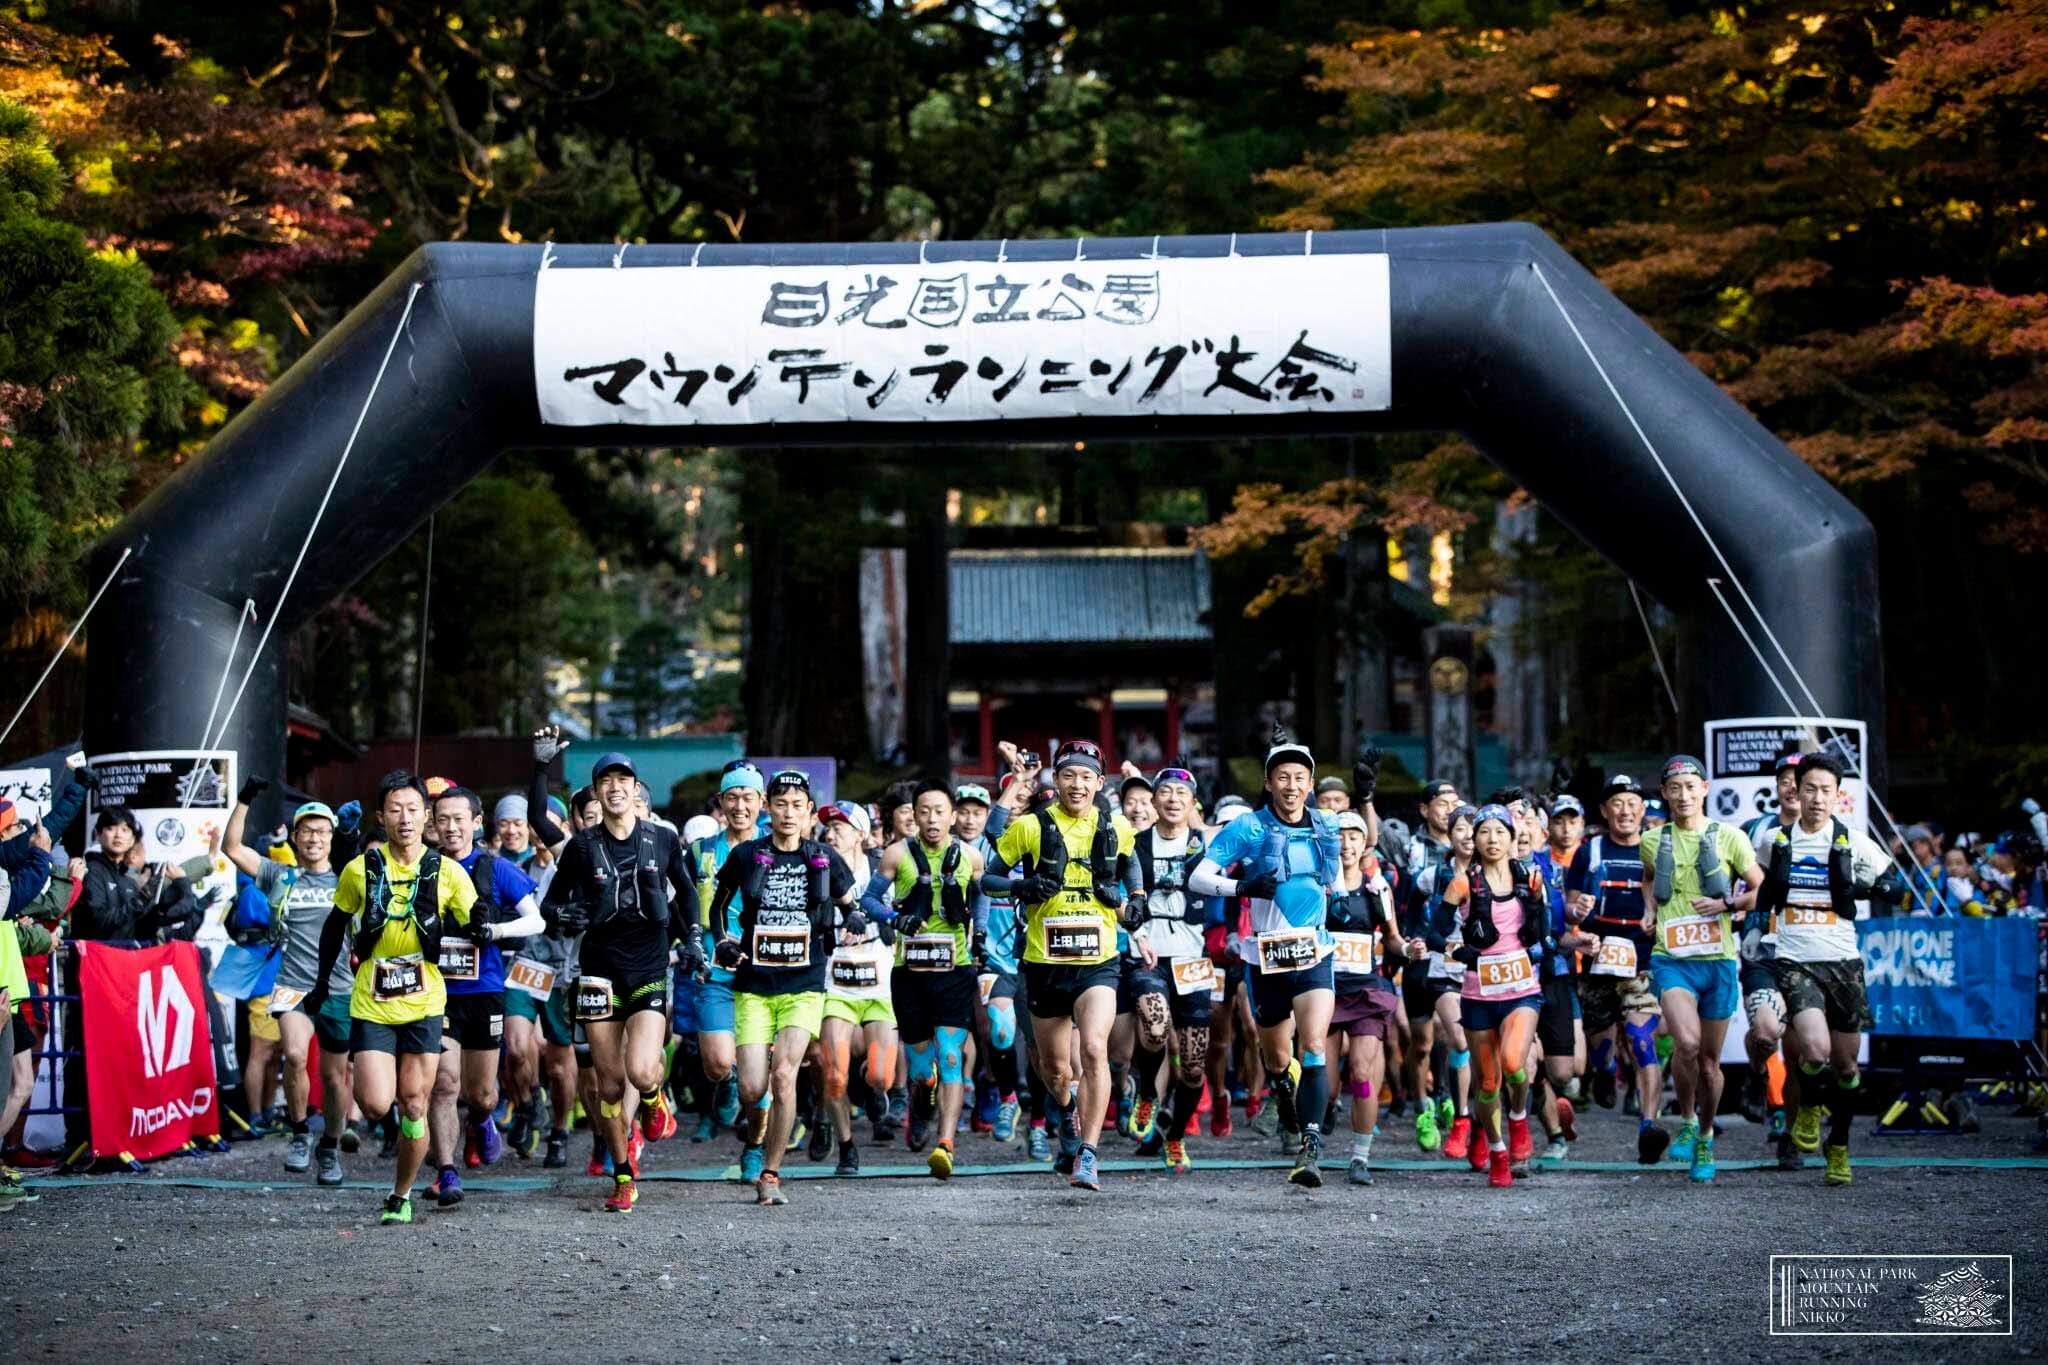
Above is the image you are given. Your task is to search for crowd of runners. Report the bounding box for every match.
[20,720,1944,1224]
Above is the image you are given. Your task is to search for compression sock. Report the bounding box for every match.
[1352,1131,1374,1163]
[1830,1072,1859,1147]
[1270,1061,1301,1133]
[989,1035,1022,1097]
[1168,1079,1206,1140]
[1296,1057,1329,1135]
[1133,1043,1165,1098]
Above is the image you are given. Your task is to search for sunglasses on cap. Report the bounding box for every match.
[1154,767,1197,789]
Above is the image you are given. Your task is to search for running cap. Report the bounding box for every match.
[1420,779,1458,802]
[953,784,991,808]
[682,814,720,843]
[1552,795,1585,817]
[1598,774,1643,803]
[821,801,872,834]
[292,801,338,828]
[1773,752,1807,776]
[1315,776,1349,795]
[1119,774,1153,799]
[1213,795,1251,821]
[719,762,766,795]
[1264,732,1315,773]
[1337,811,1370,835]
[590,751,637,784]
[766,768,812,797]
[1661,754,1706,783]
[1052,740,1104,775]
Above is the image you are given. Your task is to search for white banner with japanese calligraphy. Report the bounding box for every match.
[533,253,1391,426]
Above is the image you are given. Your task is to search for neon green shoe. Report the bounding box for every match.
[1414,1104,1442,1152]
[1436,1095,1455,1131]
[1668,1118,1699,1164]
[1824,1144,1852,1186]
[1791,1105,1823,1153]
[1130,1097,1157,1143]
[379,1194,413,1225]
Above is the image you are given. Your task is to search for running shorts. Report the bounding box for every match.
[351,1015,444,1057]
[1537,973,1581,1056]
[1775,957,1873,1034]
[735,990,825,1047]
[1249,956,1335,1030]
[1022,960,1121,1020]
[1649,956,1739,1022]
[442,992,505,1051]
[891,965,976,1044]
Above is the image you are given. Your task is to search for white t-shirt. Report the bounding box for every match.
[1757,821,1889,963]
[1133,828,1206,961]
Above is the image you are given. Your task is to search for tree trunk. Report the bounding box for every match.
[903,481,951,769]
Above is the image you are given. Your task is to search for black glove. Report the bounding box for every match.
[547,901,589,937]
[1236,868,1281,901]
[678,928,708,980]
[336,800,362,834]
[713,937,745,970]
[971,928,988,970]
[1093,877,1125,911]
[1868,870,1910,908]
[238,775,271,807]
[1018,873,1063,905]
[1549,759,1574,799]
[1352,744,1381,805]
[875,915,897,948]
[1118,891,1149,930]
[896,908,930,939]
[842,908,870,939]
[73,763,101,792]
[1451,941,1482,969]
[466,907,495,945]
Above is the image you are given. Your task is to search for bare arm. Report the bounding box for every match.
[221,799,264,879]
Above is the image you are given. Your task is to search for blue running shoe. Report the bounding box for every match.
[740,1143,765,1183]
[1069,1146,1101,1191]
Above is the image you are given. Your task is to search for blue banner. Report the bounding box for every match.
[1860,917,2039,1041]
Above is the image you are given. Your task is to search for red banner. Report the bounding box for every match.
[80,941,221,1160]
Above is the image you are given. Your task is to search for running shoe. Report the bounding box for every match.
[544,1130,569,1169]
[993,1099,1019,1143]
[1468,1123,1491,1173]
[627,1128,645,1177]
[605,1174,637,1212]
[587,1137,609,1178]
[1767,1106,1787,1141]
[1508,1116,1534,1164]
[1027,1124,1052,1163]
[807,1114,833,1163]
[1249,1094,1278,1138]
[1740,1068,1768,1123]
[1414,1104,1442,1152]
[1636,1121,1671,1165]
[1162,1139,1192,1175]
[974,1086,998,1133]
[315,1144,343,1186]
[1055,1104,1082,1175]
[1591,1066,1617,1110]
[756,1172,788,1206]
[740,1143,765,1184]
[1669,1119,1699,1164]
[788,1113,810,1153]
[2,1165,24,1193]
[929,1141,955,1180]
[835,1141,861,1177]
[1823,1144,1852,1186]
[1556,1097,1577,1143]
[1068,1146,1101,1192]
[1436,1095,1455,1132]
[434,1166,464,1207]
[1116,1081,1135,1137]
[1288,1132,1324,1189]
[1541,1137,1570,1164]
[1487,1149,1513,1189]
[506,1102,534,1157]
[714,1075,741,1130]
[1133,1127,1164,1159]
[339,1124,362,1155]
[1208,1105,1233,1139]
[284,1133,312,1173]
[475,1116,504,1166]
[1442,1115,1472,1160]
[1130,1097,1157,1143]
[379,1194,413,1225]
[639,1090,678,1143]
[1347,1158,1374,1186]
[692,1113,718,1143]
[1776,1134,1803,1171]
[1690,1136,1717,1183]
[465,1125,482,1169]
[1790,1105,1823,1153]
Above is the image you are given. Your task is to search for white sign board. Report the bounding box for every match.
[85,749,236,867]
[0,766,53,830]
[1703,716,1868,837]
[534,253,1392,427]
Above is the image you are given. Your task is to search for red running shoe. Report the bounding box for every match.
[1508,1116,1534,1164]
[1442,1115,1472,1160]
[639,1090,677,1144]
[1556,1096,1578,1143]
[627,1127,645,1178]
[1209,1104,1234,1139]
[1468,1123,1491,1172]
[1488,1149,1513,1188]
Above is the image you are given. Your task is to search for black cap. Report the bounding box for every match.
[589,751,636,785]
[1598,774,1643,803]
[1315,776,1349,795]
[1420,780,1457,802]
[1119,774,1153,799]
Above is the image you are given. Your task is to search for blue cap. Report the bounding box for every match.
[719,763,765,795]
[590,751,636,784]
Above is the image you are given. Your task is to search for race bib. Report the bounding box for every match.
[372,955,425,1001]
[1171,957,1217,997]
[1044,915,1104,962]
[752,924,812,969]
[267,984,307,1016]
[1661,913,1725,959]
[1783,904,1838,928]
[1256,929,1319,975]
[1330,932,1376,977]
[437,940,480,982]
[573,974,615,1020]
[1589,937,1638,978]
[977,972,998,1005]
[904,933,958,972]
[506,957,557,1001]
[1474,950,1534,999]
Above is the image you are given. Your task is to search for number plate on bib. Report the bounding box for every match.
[904,934,958,972]
[267,984,307,1015]
[831,956,882,991]
[1661,913,1725,958]
[372,955,424,1001]
[1171,957,1217,996]
[1330,932,1376,976]
[1474,950,1533,998]
[506,957,556,1001]
[573,975,614,1020]
[437,940,480,981]
[1257,929,1319,974]
[1044,915,1103,961]
[752,925,812,968]
[1784,903,1837,927]
[1588,937,1638,978]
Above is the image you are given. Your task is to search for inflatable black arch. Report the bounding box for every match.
[89,224,1881,808]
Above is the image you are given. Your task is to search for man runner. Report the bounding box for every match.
[1121,765,1214,1173]
[1566,775,1665,1155]
[687,762,764,1155]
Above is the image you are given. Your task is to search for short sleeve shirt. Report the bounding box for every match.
[334,850,478,1024]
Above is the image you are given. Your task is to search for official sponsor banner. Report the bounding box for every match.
[535,253,1393,427]
[1703,716,1867,836]
[79,940,221,1159]
[85,749,236,867]
[1860,917,2037,1041]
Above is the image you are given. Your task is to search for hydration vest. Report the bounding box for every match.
[1755,818,1858,923]
[1132,827,1206,919]
[1465,857,1545,949]
[358,847,443,963]
[1031,803,1121,906]
[577,821,672,929]
[1651,823,1731,905]
[902,839,970,926]
[739,838,835,926]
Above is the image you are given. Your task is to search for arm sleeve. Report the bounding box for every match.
[541,837,586,932]
[1564,845,1592,897]
[859,871,897,921]
[1187,858,1237,899]
[663,830,697,924]
[986,805,1012,839]
[528,763,568,849]
[707,851,746,941]
[311,909,350,1000]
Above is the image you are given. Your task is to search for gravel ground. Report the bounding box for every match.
[6,1103,2044,1363]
